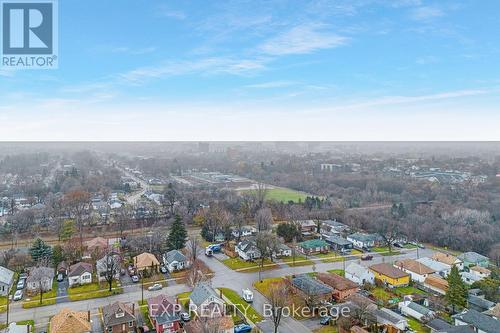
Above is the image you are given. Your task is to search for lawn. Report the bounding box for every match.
[327,269,345,277]
[371,287,395,303]
[314,252,345,263]
[176,291,192,308]
[219,288,263,323]
[371,247,401,256]
[314,326,337,333]
[137,300,153,330]
[393,286,428,296]
[408,317,430,333]
[254,277,284,296]
[222,257,278,272]
[0,296,6,313]
[22,281,58,309]
[67,280,123,301]
[281,255,314,267]
[241,187,310,203]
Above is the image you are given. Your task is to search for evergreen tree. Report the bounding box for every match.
[166,215,188,251]
[446,265,468,311]
[29,238,53,263]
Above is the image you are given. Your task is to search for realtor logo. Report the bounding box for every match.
[1,0,58,68]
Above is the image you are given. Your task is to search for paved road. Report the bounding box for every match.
[116,166,150,204]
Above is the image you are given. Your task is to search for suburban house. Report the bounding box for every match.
[291,274,333,304]
[297,239,329,255]
[275,243,292,257]
[374,307,408,332]
[345,262,375,285]
[57,261,69,277]
[324,235,353,253]
[317,272,359,300]
[394,259,436,283]
[189,282,225,312]
[431,253,464,270]
[236,239,261,261]
[468,295,495,313]
[147,294,181,333]
[183,317,234,333]
[68,262,93,287]
[163,250,190,273]
[369,263,410,288]
[4,322,32,333]
[417,257,451,277]
[461,271,482,285]
[347,233,380,249]
[423,275,448,295]
[320,220,350,234]
[428,321,475,333]
[469,266,491,279]
[26,266,54,294]
[102,301,137,333]
[458,252,490,268]
[133,252,160,274]
[297,220,317,234]
[484,303,500,319]
[398,299,435,321]
[96,254,121,282]
[0,265,14,296]
[453,309,500,333]
[49,308,91,333]
[83,236,111,259]
[231,225,256,238]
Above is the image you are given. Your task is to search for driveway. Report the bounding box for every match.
[56,278,69,303]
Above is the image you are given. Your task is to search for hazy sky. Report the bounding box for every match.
[1,0,499,140]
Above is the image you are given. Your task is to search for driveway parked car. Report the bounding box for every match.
[13,289,23,301]
[147,283,162,291]
[320,316,332,325]
[361,254,373,261]
[160,266,167,274]
[16,279,25,290]
[234,324,252,333]
[180,312,190,322]
[131,275,140,283]
[57,273,64,282]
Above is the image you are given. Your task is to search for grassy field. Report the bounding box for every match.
[22,281,58,309]
[222,258,278,272]
[254,277,284,296]
[281,255,314,267]
[219,288,263,323]
[371,247,401,256]
[314,252,345,263]
[241,187,310,203]
[67,281,122,301]
[327,269,345,277]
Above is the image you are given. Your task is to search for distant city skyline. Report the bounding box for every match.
[1,0,499,140]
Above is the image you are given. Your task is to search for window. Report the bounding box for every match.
[129,321,134,327]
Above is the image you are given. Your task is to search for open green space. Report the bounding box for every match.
[241,187,310,203]
[371,287,395,303]
[281,255,314,267]
[67,280,122,301]
[222,257,277,272]
[219,288,263,323]
[254,277,284,296]
[408,317,431,333]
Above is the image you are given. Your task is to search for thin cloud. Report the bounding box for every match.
[245,81,297,89]
[260,24,348,56]
[411,6,444,21]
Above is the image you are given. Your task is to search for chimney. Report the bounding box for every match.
[87,310,91,322]
[132,302,135,314]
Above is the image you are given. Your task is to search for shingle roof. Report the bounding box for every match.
[453,309,500,333]
[292,274,333,296]
[190,283,220,307]
[369,263,409,279]
[147,294,180,324]
[325,235,352,246]
[416,257,451,272]
[432,252,461,266]
[348,232,380,243]
[298,239,329,249]
[468,295,495,311]
[427,318,453,331]
[49,308,91,333]
[68,262,93,277]
[102,301,135,328]
[458,252,489,264]
[424,275,449,292]
[26,266,54,284]
[395,259,436,275]
[470,266,491,275]
[133,252,160,269]
[164,250,187,263]
[317,272,358,291]
[484,303,500,318]
[346,262,371,279]
[0,265,14,285]
[375,307,407,325]
[407,301,433,315]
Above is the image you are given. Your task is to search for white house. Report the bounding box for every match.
[96,255,121,282]
[347,233,380,249]
[453,309,499,333]
[189,283,225,311]
[275,243,292,257]
[431,253,464,270]
[231,226,256,238]
[469,266,491,280]
[236,239,261,261]
[416,257,451,277]
[460,271,482,285]
[394,259,436,283]
[345,262,375,285]
[0,266,15,297]
[163,250,190,273]
[398,299,435,321]
[68,262,93,287]
[375,308,408,331]
[26,266,54,294]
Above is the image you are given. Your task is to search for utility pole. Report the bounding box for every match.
[141,274,144,304]
[6,293,9,327]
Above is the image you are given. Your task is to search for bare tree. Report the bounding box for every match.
[63,190,91,250]
[186,260,209,288]
[255,182,268,210]
[374,217,400,254]
[102,253,120,292]
[255,232,279,282]
[30,259,53,305]
[187,235,201,264]
[163,183,178,217]
[255,208,273,232]
[268,282,290,333]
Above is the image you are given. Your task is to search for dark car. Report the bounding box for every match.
[234,323,252,333]
[361,254,373,261]
[320,316,332,325]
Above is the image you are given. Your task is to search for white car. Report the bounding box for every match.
[147,283,162,291]
[13,289,23,301]
[242,289,253,303]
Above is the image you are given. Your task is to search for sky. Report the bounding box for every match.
[1,0,500,141]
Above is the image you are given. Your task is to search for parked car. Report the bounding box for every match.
[320,316,332,325]
[16,279,25,290]
[393,243,403,248]
[147,283,162,291]
[180,312,190,322]
[242,289,253,303]
[131,275,140,283]
[57,273,64,282]
[234,324,252,333]
[18,273,28,280]
[13,289,23,301]
[160,266,167,274]
[361,254,373,261]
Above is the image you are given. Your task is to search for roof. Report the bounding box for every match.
[147,294,180,324]
[424,275,449,291]
[84,236,109,250]
[184,317,233,333]
[133,252,160,269]
[369,263,409,279]
[325,235,353,246]
[458,252,489,264]
[5,322,31,333]
[317,272,358,291]
[26,266,55,283]
[96,255,120,272]
[406,301,433,316]
[348,232,380,243]
[432,252,461,266]
[49,308,91,333]
[427,318,453,331]
[298,220,316,227]
[453,309,500,333]
[375,307,407,325]
[468,295,495,311]
[165,250,187,263]
[102,301,136,327]
[346,262,372,278]
[484,303,500,318]
[298,239,329,249]
[395,259,436,275]
[442,326,476,333]
[68,262,93,277]
[0,265,14,285]
[416,257,451,272]
[291,274,333,296]
[237,239,259,254]
[470,266,491,275]
[190,283,220,307]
